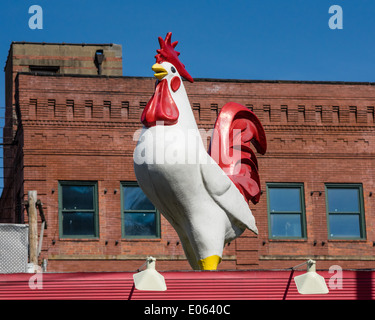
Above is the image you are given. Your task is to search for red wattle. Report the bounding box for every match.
[141,79,179,127]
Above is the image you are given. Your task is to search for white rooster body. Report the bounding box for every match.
[134,33,266,270]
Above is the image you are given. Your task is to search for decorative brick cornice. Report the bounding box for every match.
[264,124,375,132]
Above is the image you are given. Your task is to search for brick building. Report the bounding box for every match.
[1,42,374,272]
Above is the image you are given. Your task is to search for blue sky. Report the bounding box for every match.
[0,0,374,189]
[1,0,375,82]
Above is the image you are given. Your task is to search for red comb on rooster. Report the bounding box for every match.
[155,32,194,83]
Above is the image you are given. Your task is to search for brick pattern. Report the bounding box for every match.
[1,71,375,272]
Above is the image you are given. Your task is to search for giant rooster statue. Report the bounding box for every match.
[134,32,267,270]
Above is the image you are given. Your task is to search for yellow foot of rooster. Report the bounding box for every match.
[198,255,222,270]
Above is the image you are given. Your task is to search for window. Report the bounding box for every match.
[326,184,365,239]
[121,182,160,238]
[59,181,98,238]
[267,183,306,239]
[29,65,60,74]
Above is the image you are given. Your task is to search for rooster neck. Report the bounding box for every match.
[168,79,198,132]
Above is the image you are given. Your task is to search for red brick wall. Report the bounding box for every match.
[2,73,375,272]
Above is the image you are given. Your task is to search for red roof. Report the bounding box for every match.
[0,270,373,300]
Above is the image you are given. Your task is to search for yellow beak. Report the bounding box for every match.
[152,63,168,80]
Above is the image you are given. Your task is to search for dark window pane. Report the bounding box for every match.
[62,212,95,236]
[123,186,154,211]
[329,214,361,238]
[327,188,359,213]
[62,185,94,210]
[124,213,156,236]
[269,188,301,213]
[270,213,302,237]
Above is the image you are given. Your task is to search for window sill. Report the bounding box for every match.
[268,238,307,242]
[122,238,162,242]
[328,239,367,242]
[59,238,100,241]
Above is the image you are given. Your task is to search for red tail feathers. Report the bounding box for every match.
[208,102,267,205]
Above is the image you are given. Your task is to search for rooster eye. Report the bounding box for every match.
[171,66,176,73]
